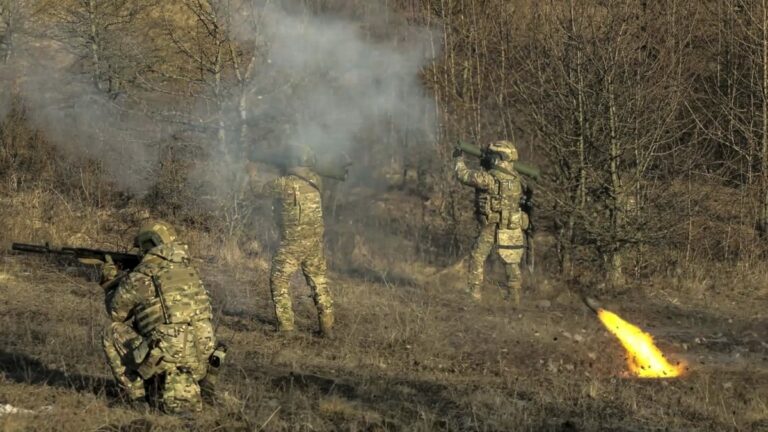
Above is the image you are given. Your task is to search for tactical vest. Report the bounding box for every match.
[274,168,324,237]
[133,253,213,336]
[475,168,523,229]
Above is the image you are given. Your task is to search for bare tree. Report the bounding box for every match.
[45,0,157,94]
[506,0,697,285]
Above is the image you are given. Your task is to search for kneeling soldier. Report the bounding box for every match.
[101,221,225,414]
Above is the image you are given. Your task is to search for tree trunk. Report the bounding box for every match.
[563,0,588,276]
[607,77,625,287]
[87,0,102,90]
[3,5,12,64]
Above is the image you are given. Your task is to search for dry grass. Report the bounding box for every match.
[0,186,767,431]
[0,245,766,431]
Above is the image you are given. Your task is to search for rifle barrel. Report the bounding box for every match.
[11,243,141,270]
[11,243,59,254]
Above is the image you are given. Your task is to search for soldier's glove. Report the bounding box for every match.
[452,147,463,159]
[101,254,119,284]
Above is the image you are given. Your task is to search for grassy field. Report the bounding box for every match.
[0,249,766,432]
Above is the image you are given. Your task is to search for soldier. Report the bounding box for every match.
[454,140,528,303]
[258,145,335,337]
[101,221,225,414]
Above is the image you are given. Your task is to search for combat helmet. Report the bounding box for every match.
[134,220,178,253]
[488,140,518,162]
[285,144,316,168]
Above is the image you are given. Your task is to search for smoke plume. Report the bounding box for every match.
[236,2,436,157]
[1,0,438,198]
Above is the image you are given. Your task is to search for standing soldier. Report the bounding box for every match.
[101,221,225,414]
[454,140,528,303]
[260,145,335,337]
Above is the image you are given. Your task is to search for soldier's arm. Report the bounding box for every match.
[252,176,284,199]
[105,271,151,322]
[454,158,496,190]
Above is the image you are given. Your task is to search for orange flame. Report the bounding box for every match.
[597,308,685,378]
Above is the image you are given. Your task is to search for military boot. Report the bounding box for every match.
[120,373,147,401]
[126,396,150,412]
[467,284,482,301]
[275,318,296,333]
[318,313,335,339]
[506,282,521,306]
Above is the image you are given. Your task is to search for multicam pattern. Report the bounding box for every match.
[264,168,334,334]
[102,321,146,400]
[102,241,216,413]
[455,157,526,302]
[161,368,203,414]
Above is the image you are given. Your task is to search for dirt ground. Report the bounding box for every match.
[0,252,766,432]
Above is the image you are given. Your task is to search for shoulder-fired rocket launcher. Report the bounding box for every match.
[248,147,352,182]
[457,141,541,180]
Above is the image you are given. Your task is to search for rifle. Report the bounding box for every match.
[11,242,142,271]
[456,140,541,180]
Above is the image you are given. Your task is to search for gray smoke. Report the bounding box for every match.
[3,41,160,194]
[191,0,438,209]
[1,0,438,199]
[230,0,436,161]
[0,67,10,121]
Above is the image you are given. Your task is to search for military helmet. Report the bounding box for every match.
[286,144,316,168]
[134,220,177,253]
[488,140,518,162]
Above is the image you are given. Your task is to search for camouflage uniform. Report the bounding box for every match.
[263,165,334,335]
[455,141,527,302]
[101,222,216,414]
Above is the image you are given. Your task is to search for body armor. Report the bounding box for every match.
[272,167,324,240]
[475,168,523,227]
[132,245,213,336]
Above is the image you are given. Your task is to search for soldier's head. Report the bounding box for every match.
[134,220,178,253]
[488,140,518,162]
[285,144,316,169]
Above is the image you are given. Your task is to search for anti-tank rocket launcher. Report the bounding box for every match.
[248,146,353,182]
[456,141,541,180]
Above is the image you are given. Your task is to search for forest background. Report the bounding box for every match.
[2,0,768,291]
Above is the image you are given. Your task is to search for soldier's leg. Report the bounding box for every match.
[498,243,525,305]
[468,224,496,300]
[161,368,203,415]
[270,244,300,331]
[192,320,232,404]
[102,322,146,401]
[504,261,523,305]
[301,239,334,336]
[191,319,215,381]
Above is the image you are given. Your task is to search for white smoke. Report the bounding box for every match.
[232,0,436,160]
[1,1,158,193]
[1,0,438,198]
[0,67,10,121]
[2,40,160,194]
